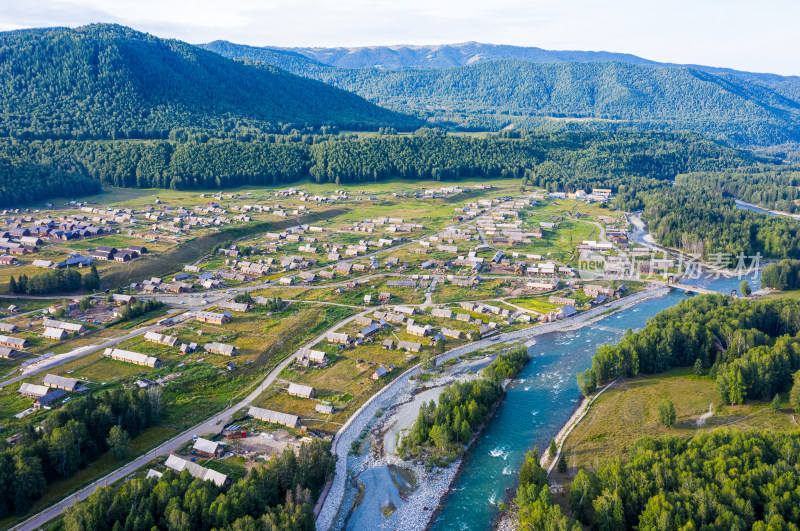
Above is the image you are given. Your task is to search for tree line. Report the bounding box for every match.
[113,298,165,323]
[62,438,334,531]
[577,295,800,406]
[0,156,100,206]
[9,265,100,295]
[0,388,160,516]
[515,430,800,529]
[761,259,800,290]
[641,185,800,260]
[0,129,750,198]
[401,347,528,465]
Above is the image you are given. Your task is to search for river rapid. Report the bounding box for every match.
[430,273,755,530]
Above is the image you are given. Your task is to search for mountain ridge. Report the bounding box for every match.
[0,24,419,140]
[201,40,800,84]
[201,40,800,146]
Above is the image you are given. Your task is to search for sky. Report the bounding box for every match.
[1,0,798,76]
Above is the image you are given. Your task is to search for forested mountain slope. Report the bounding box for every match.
[0,24,418,140]
[203,42,800,146]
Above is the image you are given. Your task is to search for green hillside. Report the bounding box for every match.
[203,41,800,146]
[0,25,419,141]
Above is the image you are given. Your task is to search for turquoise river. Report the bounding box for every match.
[431,273,755,530]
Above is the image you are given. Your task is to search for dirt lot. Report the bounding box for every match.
[225,429,306,459]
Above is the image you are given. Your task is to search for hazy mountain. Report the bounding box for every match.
[201,40,799,85]
[0,24,418,140]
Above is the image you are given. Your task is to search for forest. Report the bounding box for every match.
[0,388,159,516]
[577,295,800,407]
[9,265,99,295]
[61,438,334,531]
[0,25,416,142]
[0,156,100,206]
[676,169,800,213]
[640,186,800,260]
[761,259,800,290]
[0,129,749,194]
[401,347,528,462]
[514,430,800,530]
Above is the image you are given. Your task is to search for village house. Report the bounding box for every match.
[384,312,406,324]
[355,315,374,326]
[111,294,135,305]
[557,305,578,318]
[358,322,382,338]
[43,327,68,340]
[442,328,462,339]
[195,311,232,325]
[217,301,249,312]
[407,323,433,337]
[397,340,422,352]
[288,383,315,399]
[193,437,224,458]
[583,285,616,297]
[144,331,179,347]
[431,308,453,319]
[43,318,86,334]
[0,335,28,349]
[103,348,161,367]
[34,388,67,409]
[297,348,327,366]
[326,332,350,344]
[248,406,300,428]
[18,382,51,398]
[165,455,229,487]
[371,366,389,379]
[43,374,85,392]
[204,342,237,356]
[335,262,353,275]
[316,403,334,415]
[0,347,22,359]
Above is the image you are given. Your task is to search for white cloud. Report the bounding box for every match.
[0,0,797,75]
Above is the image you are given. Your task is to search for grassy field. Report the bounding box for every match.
[559,368,797,474]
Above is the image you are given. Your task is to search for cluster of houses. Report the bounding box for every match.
[17,373,86,409]
[2,217,110,249]
[90,245,147,262]
[347,217,423,234]
[547,188,613,203]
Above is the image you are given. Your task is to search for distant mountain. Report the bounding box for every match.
[201,41,800,146]
[201,40,800,85]
[0,25,418,140]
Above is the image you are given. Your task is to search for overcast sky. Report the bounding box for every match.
[1,0,797,75]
